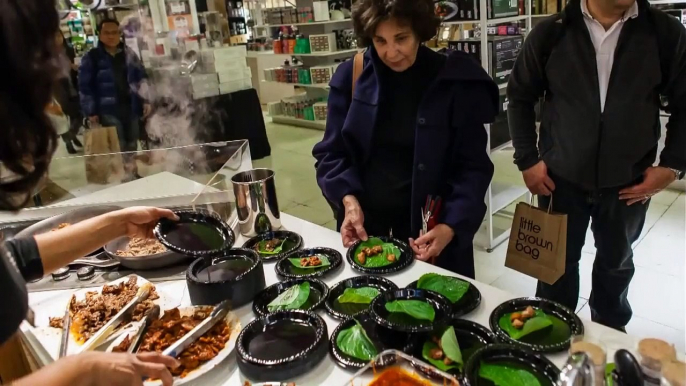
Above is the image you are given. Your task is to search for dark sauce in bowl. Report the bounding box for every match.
[248,320,317,361]
[196,256,254,282]
[164,222,225,252]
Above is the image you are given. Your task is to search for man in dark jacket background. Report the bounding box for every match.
[508,0,686,330]
[79,18,149,179]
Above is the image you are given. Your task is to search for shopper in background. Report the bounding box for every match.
[79,18,150,180]
[0,1,178,384]
[55,30,83,155]
[313,0,498,277]
[507,0,686,330]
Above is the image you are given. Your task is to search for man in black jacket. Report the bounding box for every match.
[507,0,686,330]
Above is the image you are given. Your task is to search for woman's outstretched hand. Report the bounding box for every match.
[409,224,455,262]
[341,195,368,248]
[114,207,179,239]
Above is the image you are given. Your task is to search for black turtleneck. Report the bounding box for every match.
[360,46,446,235]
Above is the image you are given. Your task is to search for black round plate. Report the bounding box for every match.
[406,277,482,318]
[346,236,414,275]
[275,247,343,280]
[325,275,399,321]
[329,311,421,370]
[463,344,560,386]
[243,230,303,262]
[154,210,235,258]
[252,277,329,317]
[411,319,497,378]
[489,297,584,353]
[237,310,329,382]
[370,288,451,333]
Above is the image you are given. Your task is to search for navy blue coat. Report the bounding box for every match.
[78,44,146,118]
[313,46,498,276]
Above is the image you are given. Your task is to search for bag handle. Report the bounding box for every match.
[530,195,554,214]
[351,52,364,97]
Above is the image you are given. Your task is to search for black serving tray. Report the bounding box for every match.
[237,310,329,382]
[154,210,235,258]
[489,297,584,353]
[346,236,414,275]
[406,277,482,318]
[252,277,329,317]
[275,247,343,280]
[463,344,560,386]
[242,230,303,262]
[186,248,265,307]
[370,288,451,333]
[329,311,422,370]
[325,275,398,321]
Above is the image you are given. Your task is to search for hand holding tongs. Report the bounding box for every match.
[80,283,153,353]
[419,195,443,264]
[127,305,161,354]
[161,300,231,359]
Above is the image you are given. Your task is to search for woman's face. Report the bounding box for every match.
[372,17,420,72]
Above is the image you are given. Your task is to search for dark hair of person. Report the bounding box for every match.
[352,0,440,47]
[97,17,120,33]
[0,0,61,210]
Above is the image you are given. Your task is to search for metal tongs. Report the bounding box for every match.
[58,306,72,358]
[161,300,231,359]
[80,283,154,352]
[127,305,161,354]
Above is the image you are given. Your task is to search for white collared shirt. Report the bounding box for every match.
[581,0,639,112]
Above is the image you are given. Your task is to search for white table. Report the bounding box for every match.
[24,213,638,386]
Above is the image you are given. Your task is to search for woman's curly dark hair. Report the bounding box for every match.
[352,0,440,47]
[0,0,61,210]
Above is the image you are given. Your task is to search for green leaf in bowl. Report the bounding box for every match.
[478,362,541,386]
[257,238,287,255]
[336,319,378,361]
[421,326,463,372]
[353,238,401,268]
[498,309,553,340]
[337,287,380,304]
[267,282,310,312]
[287,255,331,269]
[417,273,470,303]
[384,300,435,322]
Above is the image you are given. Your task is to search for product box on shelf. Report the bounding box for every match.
[313,1,330,21]
[488,0,519,18]
[313,102,328,121]
[201,58,247,73]
[190,73,219,87]
[218,67,252,83]
[448,35,523,86]
[310,65,335,85]
[309,33,338,53]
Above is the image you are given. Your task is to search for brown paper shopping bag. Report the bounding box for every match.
[83,126,125,184]
[505,197,568,285]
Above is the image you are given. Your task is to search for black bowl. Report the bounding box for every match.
[275,247,343,280]
[242,230,303,262]
[154,210,235,258]
[186,249,265,307]
[489,297,584,353]
[463,344,560,386]
[252,278,329,317]
[236,310,329,382]
[406,277,482,318]
[370,289,451,333]
[329,311,422,370]
[411,319,497,378]
[325,275,399,321]
[346,236,414,275]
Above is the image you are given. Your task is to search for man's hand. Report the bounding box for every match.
[619,166,677,205]
[143,104,152,118]
[340,195,368,248]
[409,224,455,262]
[522,161,556,196]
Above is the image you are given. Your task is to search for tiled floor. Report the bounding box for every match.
[258,116,686,352]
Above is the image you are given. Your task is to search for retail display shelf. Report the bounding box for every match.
[272,115,327,130]
[262,81,330,89]
[444,15,529,26]
[293,48,359,57]
[531,14,554,17]
[104,3,138,9]
[255,19,353,28]
[491,182,529,215]
[498,83,507,90]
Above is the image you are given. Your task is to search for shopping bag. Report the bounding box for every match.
[83,125,125,184]
[505,197,567,285]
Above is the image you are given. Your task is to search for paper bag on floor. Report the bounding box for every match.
[505,199,567,285]
[83,126,125,184]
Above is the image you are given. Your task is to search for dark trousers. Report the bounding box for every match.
[536,174,648,329]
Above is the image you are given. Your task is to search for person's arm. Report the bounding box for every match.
[78,51,97,118]
[312,60,363,210]
[659,19,686,175]
[507,21,549,172]
[11,355,88,386]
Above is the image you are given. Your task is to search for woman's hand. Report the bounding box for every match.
[112,207,178,239]
[82,351,180,386]
[341,195,368,247]
[409,224,455,262]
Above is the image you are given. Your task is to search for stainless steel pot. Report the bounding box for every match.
[231,169,281,236]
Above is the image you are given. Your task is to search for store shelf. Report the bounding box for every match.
[272,115,326,130]
[262,81,330,89]
[531,14,553,17]
[294,49,359,57]
[444,15,529,26]
[255,19,352,28]
[104,3,138,9]
[491,182,528,214]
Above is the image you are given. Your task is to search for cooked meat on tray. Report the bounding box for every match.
[115,237,167,257]
[113,307,233,378]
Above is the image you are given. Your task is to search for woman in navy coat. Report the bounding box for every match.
[313,0,498,278]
